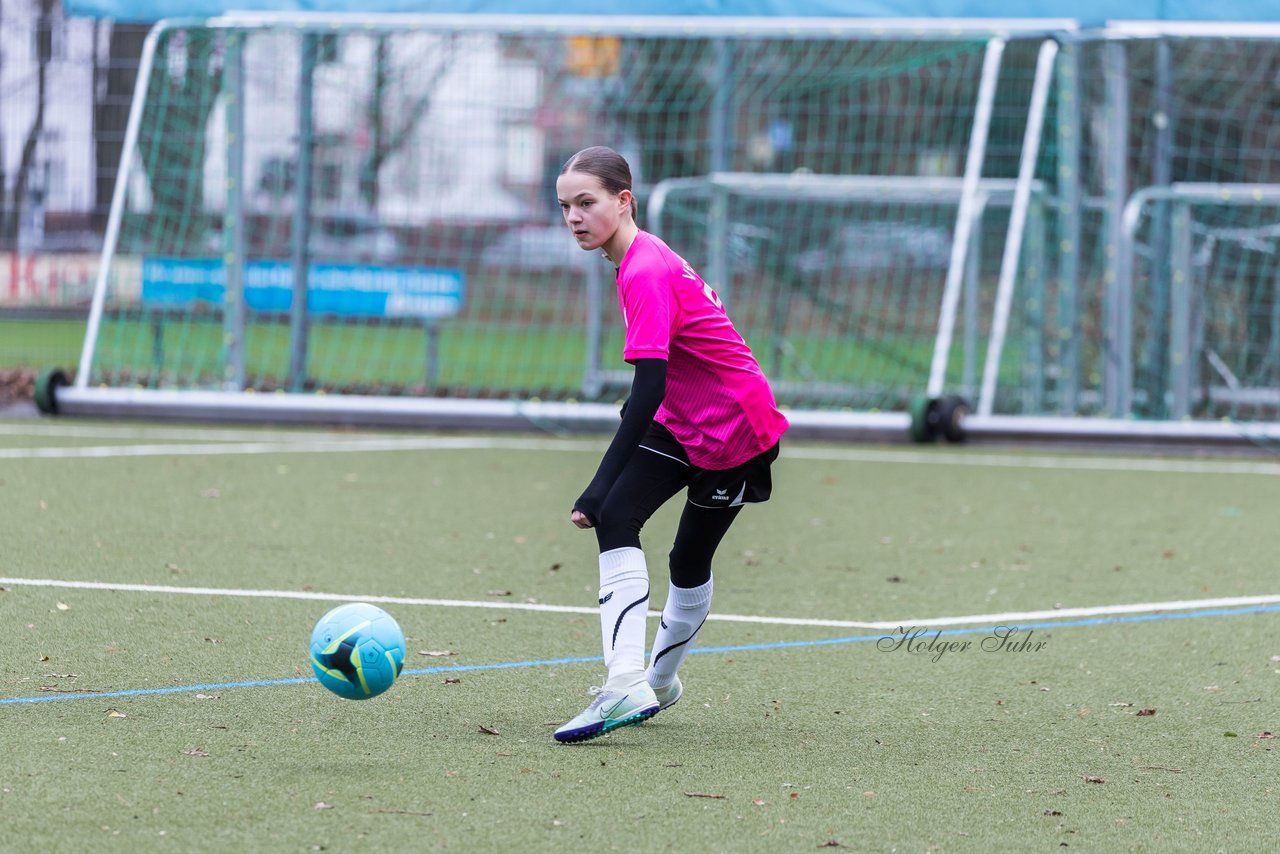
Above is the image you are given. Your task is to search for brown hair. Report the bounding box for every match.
[560,146,637,222]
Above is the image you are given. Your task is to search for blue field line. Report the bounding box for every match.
[4,603,1278,707]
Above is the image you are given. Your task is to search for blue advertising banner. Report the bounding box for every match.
[62,0,1280,24]
[141,257,464,320]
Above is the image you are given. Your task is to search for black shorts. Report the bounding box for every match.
[638,422,780,509]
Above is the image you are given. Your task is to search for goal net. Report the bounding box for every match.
[67,14,1059,428]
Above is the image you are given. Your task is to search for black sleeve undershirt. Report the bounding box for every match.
[572,357,667,525]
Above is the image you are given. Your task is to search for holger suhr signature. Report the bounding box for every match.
[877,626,1047,662]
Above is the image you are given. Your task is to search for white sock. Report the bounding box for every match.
[646,575,713,690]
[597,547,650,689]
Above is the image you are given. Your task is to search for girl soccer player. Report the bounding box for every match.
[552,146,789,744]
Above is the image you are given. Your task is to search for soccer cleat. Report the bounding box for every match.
[651,674,683,712]
[553,682,659,744]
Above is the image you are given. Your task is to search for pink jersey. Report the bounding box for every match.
[616,230,789,469]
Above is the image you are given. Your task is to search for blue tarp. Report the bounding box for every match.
[61,0,1280,24]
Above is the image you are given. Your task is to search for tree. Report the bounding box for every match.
[357,34,457,210]
[2,0,56,246]
[93,21,148,232]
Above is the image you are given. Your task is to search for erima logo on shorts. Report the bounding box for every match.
[712,488,730,501]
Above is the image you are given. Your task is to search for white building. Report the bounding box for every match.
[0,3,100,238]
[3,10,549,242]
[200,29,543,226]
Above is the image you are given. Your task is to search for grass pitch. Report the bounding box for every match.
[2,421,1278,850]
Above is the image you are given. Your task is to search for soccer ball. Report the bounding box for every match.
[309,602,406,700]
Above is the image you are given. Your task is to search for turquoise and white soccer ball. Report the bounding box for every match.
[309,603,406,700]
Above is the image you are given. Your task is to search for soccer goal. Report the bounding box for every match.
[44,12,1073,437]
[959,23,1280,446]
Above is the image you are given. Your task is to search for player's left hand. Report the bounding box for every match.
[570,510,594,529]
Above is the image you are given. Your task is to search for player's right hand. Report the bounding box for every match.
[570,509,594,529]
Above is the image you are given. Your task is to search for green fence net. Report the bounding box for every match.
[80,18,1280,430]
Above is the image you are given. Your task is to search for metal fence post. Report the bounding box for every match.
[222,32,247,391]
[1055,39,1082,415]
[1168,201,1193,418]
[289,33,318,393]
[1103,39,1132,416]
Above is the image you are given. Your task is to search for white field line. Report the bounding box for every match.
[0,436,604,459]
[2,577,1278,630]
[1,432,1279,476]
[0,423,362,442]
[782,446,1280,476]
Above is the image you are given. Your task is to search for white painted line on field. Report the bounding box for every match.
[2,576,1278,631]
[2,427,1278,475]
[0,441,406,459]
[0,577,600,618]
[0,423,361,442]
[0,436,603,460]
[2,430,1280,478]
[782,446,1280,477]
[717,593,1280,629]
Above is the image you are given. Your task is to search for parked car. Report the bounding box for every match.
[309,214,401,264]
[480,226,601,272]
[794,222,952,275]
[201,213,402,265]
[480,222,776,275]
